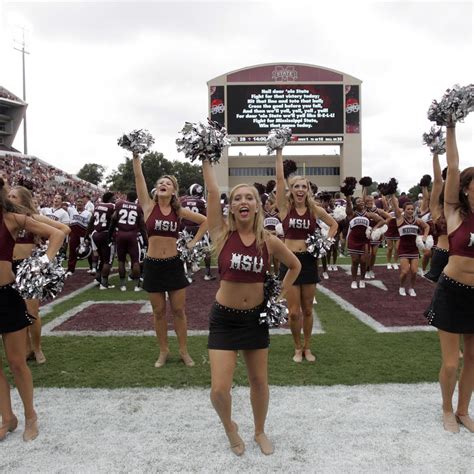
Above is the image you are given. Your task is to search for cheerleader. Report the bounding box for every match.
[424,124,474,433]
[392,196,429,296]
[363,192,390,279]
[382,195,400,270]
[263,191,281,273]
[7,186,71,364]
[424,154,449,282]
[418,185,435,275]
[202,160,299,456]
[345,195,384,289]
[132,152,207,368]
[275,149,338,363]
[0,178,65,441]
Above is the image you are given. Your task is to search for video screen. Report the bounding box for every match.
[227,84,344,135]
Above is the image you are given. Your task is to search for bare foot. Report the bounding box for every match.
[0,415,18,441]
[442,412,460,433]
[254,432,274,455]
[226,422,245,456]
[23,415,39,442]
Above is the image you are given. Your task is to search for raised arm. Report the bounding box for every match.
[444,125,460,220]
[429,153,443,219]
[391,195,403,221]
[275,149,288,217]
[202,160,226,241]
[345,195,354,219]
[132,153,153,216]
[420,186,430,214]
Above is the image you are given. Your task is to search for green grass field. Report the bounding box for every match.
[1,273,443,389]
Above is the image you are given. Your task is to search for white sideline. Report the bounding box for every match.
[2,384,471,473]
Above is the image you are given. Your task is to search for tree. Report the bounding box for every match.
[77,163,106,185]
[106,152,203,195]
[172,161,203,195]
[106,152,173,193]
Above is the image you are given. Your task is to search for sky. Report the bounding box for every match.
[1,0,473,192]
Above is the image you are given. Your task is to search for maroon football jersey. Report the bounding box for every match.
[115,200,142,232]
[92,203,115,232]
[180,196,206,228]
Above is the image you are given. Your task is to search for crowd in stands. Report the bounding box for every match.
[0,154,103,206]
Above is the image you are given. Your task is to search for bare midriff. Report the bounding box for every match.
[444,256,474,286]
[216,280,264,310]
[147,236,178,259]
[0,261,15,286]
[436,235,449,251]
[13,243,35,261]
[284,238,307,253]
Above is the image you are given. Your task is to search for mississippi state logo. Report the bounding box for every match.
[272,66,298,82]
[210,98,224,115]
[346,98,360,114]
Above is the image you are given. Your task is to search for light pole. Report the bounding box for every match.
[13,26,30,155]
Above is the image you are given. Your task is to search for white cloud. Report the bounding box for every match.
[1,1,472,192]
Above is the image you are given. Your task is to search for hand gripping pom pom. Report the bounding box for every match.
[305,229,335,258]
[365,226,373,240]
[266,127,292,154]
[359,176,373,188]
[419,174,432,188]
[259,273,288,328]
[340,177,357,196]
[176,230,209,280]
[422,126,446,155]
[283,159,297,179]
[371,224,388,241]
[416,235,425,252]
[332,205,347,222]
[15,247,66,301]
[427,84,474,125]
[176,119,231,164]
[117,129,155,154]
[425,235,434,250]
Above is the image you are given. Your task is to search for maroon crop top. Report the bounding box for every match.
[218,231,269,283]
[16,229,35,244]
[146,204,179,238]
[282,207,316,240]
[448,211,474,258]
[0,211,15,262]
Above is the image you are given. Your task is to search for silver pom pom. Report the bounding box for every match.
[117,129,155,154]
[176,119,231,164]
[332,205,347,222]
[176,230,209,281]
[15,247,66,301]
[259,273,288,328]
[305,229,335,258]
[427,84,474,125]
[266,127,292,154]
[422,125,446,155]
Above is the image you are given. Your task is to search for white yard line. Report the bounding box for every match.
[2,384,471,473]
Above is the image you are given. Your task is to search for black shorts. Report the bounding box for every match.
[424,247,449,283]
[0,283,35,334]
[142,255,190,293]
[279,251,320,285]
[208,302,269,350]
[424,273,474,334]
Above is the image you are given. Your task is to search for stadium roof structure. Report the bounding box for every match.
[0,85,27,152]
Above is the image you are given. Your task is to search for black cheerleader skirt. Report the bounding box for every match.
[424,273,474,334]
[142,255,190,293]
[208,302,270,351]
[423,247,449,283]
[279,251,320,285]
[0,283,35,334]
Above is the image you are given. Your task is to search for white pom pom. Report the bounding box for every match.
[365,226,372,239]
[319,221,329,237]
[275,223,284,237]
[425,235,434,250]
[416,235,425,251]
[332,206,346,222]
